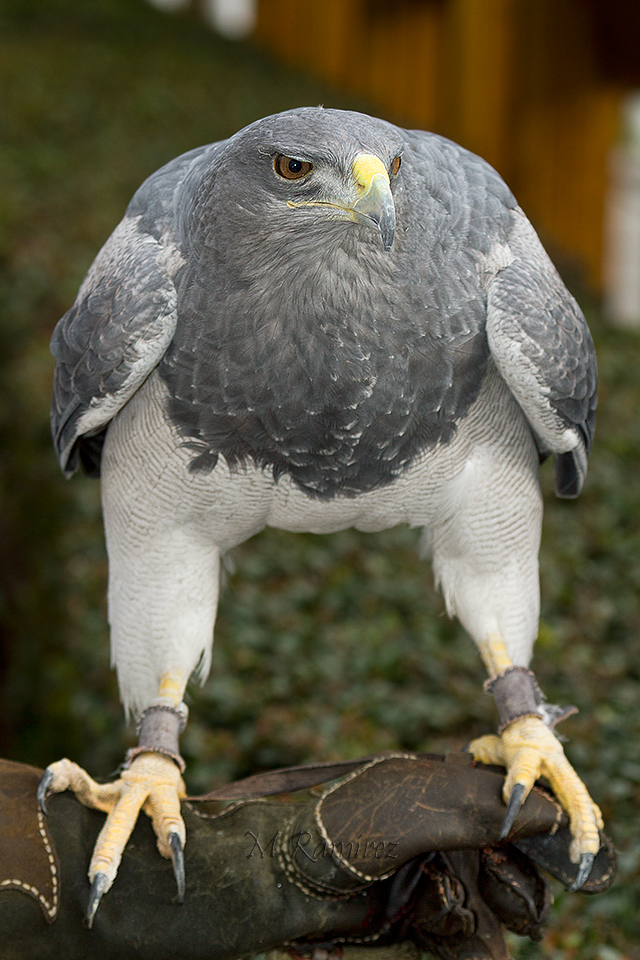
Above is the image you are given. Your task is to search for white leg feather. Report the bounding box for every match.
[429,417,542,668]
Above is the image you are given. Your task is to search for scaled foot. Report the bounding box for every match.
[37,752,186,925]
[470,715,603,890]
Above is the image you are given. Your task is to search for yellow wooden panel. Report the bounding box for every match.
[508,0,622,286]
[253,0,300,63]
[360,1,442,130]
[254,0,442,130]
[402,3,443,131]
[254,0,366,82]
[438,0,517,176]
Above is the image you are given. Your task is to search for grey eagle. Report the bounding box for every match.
[40,107,601,923]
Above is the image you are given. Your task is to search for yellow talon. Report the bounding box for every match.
[37,677,190,923]
[38,752,187,902]
[470,714,603,862]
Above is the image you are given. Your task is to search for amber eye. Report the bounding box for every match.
[390,155,402,176]
[274,154,314,180]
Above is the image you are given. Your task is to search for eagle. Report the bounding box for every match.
[39,107,601,925]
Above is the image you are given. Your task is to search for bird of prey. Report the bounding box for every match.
[40,106,601,924]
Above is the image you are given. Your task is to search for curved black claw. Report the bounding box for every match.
[36,769,54,815]
[86,871,110,928]
[568,851,595,892]
[169,831,185,902]
[499,782,527,840]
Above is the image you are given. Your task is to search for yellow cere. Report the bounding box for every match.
[352,154,390,197]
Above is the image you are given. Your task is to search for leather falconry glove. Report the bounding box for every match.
[0,753,615,960]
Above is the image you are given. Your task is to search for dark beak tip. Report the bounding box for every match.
[380,224,395,252]
[380,206,396,252]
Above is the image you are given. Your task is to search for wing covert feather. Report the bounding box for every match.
[487,210,597,497]
[51,215,180,477]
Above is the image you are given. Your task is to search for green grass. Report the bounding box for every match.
[0,1,638,955]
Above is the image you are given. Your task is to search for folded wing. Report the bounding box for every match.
[487,210,597,497]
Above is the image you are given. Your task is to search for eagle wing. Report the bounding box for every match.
[486,210,597,497]
[50,145,217,478]
[51,215,181,477]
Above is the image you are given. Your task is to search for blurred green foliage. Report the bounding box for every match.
[0,1,638,956]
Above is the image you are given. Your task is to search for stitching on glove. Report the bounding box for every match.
[0,809,59,921]
[314,753,420,883]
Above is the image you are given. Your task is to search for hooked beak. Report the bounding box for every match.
[351,154,396,251]
[285,152,397,251]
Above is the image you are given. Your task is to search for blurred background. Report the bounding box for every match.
[0,0,639,955]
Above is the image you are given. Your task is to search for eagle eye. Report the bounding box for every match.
[274,154,314,181]
[390,155,402,177]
